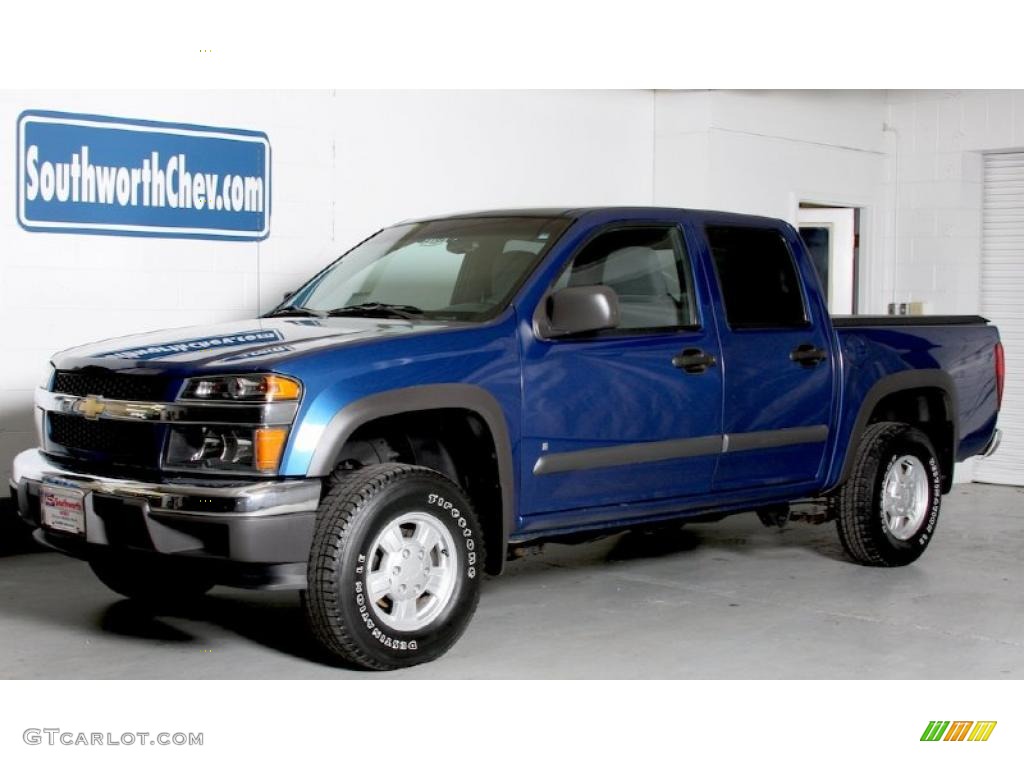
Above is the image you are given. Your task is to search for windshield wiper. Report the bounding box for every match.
[265,306,328,318]
[326,303,426,320]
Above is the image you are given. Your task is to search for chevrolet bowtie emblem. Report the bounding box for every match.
[75,396,106,420]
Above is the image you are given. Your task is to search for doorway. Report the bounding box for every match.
[797,205,858,315]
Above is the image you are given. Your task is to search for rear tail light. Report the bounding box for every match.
[995,341,1005,409]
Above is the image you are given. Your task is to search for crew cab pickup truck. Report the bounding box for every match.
[10,207,1004,670]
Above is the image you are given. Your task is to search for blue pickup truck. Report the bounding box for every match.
[10,207,1004,669]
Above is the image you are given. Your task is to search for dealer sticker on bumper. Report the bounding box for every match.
[40,485,86,535]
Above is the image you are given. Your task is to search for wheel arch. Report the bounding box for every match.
[833,370,959,494]
[306,384,515,574]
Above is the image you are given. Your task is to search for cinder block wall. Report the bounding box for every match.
[653,90,892,313]
[3,89,1020,490]
[883,91,1024,482]
[884,90,1024,314]
[0,90,657,487]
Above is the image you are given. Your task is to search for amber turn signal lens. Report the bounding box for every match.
[265,375,301,401]
[254,427,288,472]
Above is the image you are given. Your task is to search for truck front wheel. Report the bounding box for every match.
[832,422,942,567]
[304,463,484,670]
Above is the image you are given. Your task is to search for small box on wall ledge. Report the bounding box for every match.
[887,301,927,316]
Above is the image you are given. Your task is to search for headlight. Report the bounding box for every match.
[164,425,289,473]
[179,373,301,402]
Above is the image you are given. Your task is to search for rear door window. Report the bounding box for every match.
[705,225,808,329]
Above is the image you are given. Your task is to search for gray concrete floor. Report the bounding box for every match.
[1,483,1022,679]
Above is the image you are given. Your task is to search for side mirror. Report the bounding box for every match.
[282,291,295,301]
[541,286,620,338]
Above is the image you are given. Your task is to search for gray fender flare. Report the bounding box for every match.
[306,384,515,573]
[831,369,958,492]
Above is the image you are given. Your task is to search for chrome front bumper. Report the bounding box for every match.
[10,449,322,587]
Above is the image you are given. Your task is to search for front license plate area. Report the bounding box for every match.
[40,484,86,536]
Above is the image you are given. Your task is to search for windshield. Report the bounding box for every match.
[277,216,572,321]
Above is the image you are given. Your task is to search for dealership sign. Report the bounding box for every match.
[16,110,270,240]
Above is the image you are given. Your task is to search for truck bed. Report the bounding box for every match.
[829,317,1000,477]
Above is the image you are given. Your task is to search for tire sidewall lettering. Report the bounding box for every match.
[425,492,478,581]
[918,455,941,545]
[349,485,479,654]
[836,424,942,568]
[351,572,419,652]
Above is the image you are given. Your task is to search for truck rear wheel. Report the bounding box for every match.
[832,422,942,567]
[89,555,214,604]
[304,463,484,670]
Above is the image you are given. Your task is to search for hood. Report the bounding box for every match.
[51,316,461,371]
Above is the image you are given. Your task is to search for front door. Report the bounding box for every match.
[520,223,724,526]
[704,223,836,491]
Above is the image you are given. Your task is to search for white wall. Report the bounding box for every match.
[0,89,656,487]
[882,90,1024,483]
[654,90,893,312]
[3,89,1020,490]
[884,90,1024,314]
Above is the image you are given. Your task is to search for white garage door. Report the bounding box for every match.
[976,152,1024,485]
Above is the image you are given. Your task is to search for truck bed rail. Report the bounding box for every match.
[831,315,989,328]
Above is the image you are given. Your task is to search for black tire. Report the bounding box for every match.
[304,462,484,670]
[831,421,942,567]
[89,554,214,604]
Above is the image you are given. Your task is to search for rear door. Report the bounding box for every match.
[520,222,724,521]
[703,223,836,490]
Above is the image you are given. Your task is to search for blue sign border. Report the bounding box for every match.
[16,110,272,241]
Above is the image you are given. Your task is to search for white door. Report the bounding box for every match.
[798,207,856,315]
[976,152,1024,486]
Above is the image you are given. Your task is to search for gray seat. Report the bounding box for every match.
[599,246,681,329]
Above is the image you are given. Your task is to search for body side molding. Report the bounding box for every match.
[534,435,724,476]
[533,425,830,476]
[724,425,829,453]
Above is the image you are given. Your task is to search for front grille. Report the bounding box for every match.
[47,412,167,473]
[53,370,172,402]
[49,413,156,455]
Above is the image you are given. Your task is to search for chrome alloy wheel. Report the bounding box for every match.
[365,512,459,632]
[881,455,930,541]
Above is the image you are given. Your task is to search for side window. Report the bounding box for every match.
[554,227,697,332]
[706,225,808,329]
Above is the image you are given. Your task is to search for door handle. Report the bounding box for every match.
[672,348,717,374]
[790,343,828,367]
